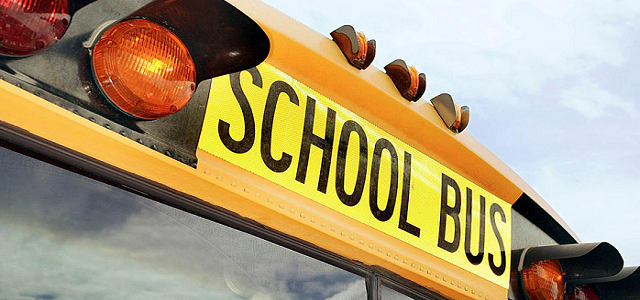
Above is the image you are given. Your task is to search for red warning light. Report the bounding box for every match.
[568,284,600,300]
[0,0,71,57]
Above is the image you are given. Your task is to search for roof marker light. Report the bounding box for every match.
[330,24,376,70]
[430,93,470,133]
[384,59,426,102]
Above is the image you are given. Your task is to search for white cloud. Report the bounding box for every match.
[525,161,640,266]
[261,0,640,267]
[560,78,638,119]
[264,0,638,112]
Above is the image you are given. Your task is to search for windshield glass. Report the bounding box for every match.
[0,145,366,300]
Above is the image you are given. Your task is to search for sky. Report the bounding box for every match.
[259,0,640,266]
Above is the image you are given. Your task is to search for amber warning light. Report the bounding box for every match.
[91,19,196,120]
[522,259,565,300]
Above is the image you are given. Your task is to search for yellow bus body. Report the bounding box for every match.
[0,0,580,299]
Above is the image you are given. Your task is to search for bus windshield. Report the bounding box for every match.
[0,145,366,300]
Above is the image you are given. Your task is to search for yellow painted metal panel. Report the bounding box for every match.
[199,63,512,288]
[0,74,508,300]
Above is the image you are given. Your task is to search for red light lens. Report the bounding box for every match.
[568,284,600,300]
[92,19,196,120]
[0,0,70,57]
[522,259,565,300]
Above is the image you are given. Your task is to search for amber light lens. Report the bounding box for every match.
[92,19,196,120]
[568,284,600,300]
[407,65,419,97]
[0,0,70,56]
[522,259,565,300]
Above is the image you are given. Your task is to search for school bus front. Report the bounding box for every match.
[0,0,636,299]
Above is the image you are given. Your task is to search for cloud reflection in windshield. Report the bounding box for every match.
[0,147,366,300]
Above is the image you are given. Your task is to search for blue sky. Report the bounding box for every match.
[260,0,640,266]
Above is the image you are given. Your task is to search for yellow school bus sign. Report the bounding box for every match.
[199,63,512,287]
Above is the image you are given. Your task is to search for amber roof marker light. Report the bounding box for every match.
[89,18,197,120]
[331,25,376,70]
[430,93,470,133]
[384,59,426,102]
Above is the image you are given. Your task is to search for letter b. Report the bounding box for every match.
[438,173,462,253]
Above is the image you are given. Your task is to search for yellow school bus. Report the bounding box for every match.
[0,0,637,299]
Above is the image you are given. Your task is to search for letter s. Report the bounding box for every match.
[489,203,507,276]
[218,68,262,153]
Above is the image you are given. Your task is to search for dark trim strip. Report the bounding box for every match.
[513,193,577,245]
